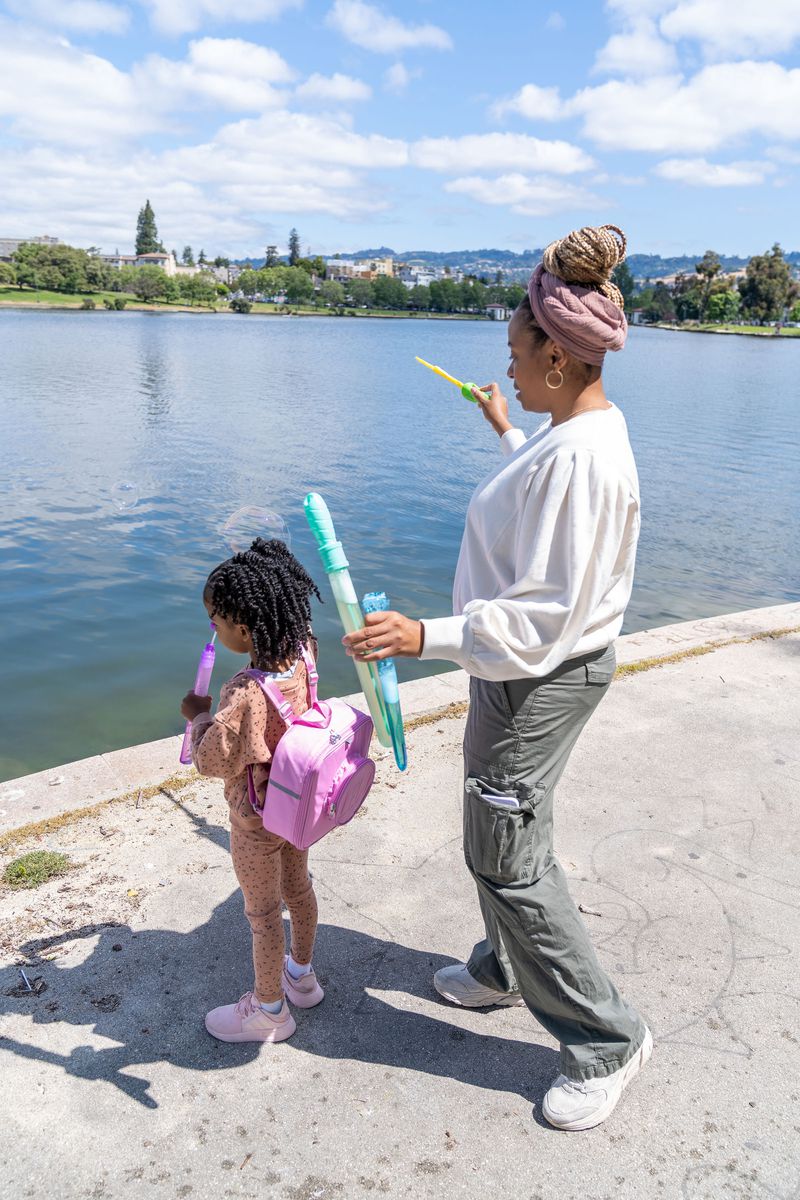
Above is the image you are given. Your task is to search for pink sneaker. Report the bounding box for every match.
[282,958,325,1009]
[205,992,296,1043]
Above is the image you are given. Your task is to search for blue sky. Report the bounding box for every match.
[1,0,798,258]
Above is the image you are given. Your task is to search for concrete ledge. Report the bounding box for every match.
[1,601,798,841]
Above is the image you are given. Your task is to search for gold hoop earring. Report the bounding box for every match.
[545,369,564,390]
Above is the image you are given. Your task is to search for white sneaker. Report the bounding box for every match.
[542,1026,653,1131]
[433,962,524,1008]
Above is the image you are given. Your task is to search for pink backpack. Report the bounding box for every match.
[244,647,375,850]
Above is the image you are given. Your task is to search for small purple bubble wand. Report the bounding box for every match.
[179,623,217,765]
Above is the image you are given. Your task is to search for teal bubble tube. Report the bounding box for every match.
[362,591,407,772]
[304,493,392,749]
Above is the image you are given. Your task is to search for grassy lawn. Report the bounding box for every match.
[249,301,485,320]
[696,323,800,337]
[652,320,800,338]
[0,284,138,306]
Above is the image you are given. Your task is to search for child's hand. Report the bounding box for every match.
[181,692,212,721]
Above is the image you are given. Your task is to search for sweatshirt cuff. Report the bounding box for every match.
[419,615,472,669]
[190,712,213,744]
[500,427,527,456]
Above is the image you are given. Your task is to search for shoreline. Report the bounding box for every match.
[3,300,798,335]
[2,601,798,843]
[0,298,488,321]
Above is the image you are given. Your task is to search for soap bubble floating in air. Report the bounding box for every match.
[221,506,291,555]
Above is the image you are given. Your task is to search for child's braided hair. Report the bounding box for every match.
[205,538,321,670]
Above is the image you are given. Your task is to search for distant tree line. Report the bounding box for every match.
[233,263,525,314]
[628,246,799,326]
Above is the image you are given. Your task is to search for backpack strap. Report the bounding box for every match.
[300,644,319,706]
[242,669,296,728]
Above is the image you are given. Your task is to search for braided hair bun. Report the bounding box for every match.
[205,537,321,670]
[542,224,627,310]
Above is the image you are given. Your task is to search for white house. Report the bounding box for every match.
[485,303,510,320]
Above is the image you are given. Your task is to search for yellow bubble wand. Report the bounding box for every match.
[415,357,490,404]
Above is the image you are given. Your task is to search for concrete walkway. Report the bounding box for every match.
[1,605,799,1200]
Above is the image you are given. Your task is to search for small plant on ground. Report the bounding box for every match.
[80,297,96,310]
[229,296,252,314]
[3,850,74,889]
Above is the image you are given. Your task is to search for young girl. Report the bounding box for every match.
[180,537,324,1044]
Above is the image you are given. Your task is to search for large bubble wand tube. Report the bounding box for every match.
[179,624,217,765]
[304,493,392,750]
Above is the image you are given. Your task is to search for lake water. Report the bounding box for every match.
[1,310,798,782]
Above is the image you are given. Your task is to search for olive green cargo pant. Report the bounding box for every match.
[463,645,646,1081]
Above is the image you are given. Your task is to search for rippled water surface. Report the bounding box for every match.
[1,311,798,780]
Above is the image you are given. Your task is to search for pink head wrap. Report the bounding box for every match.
[526,262,628,367]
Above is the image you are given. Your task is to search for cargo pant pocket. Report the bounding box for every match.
[585,646,616,686]
[463,774,542,886]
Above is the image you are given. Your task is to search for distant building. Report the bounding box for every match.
[136,251,176,275]
[102,253,138,270]
[0,234,62,261]
[325,258,358,280]
[100,250,207,278]
[485,303,510,321]
[629,309,645,325]
[359,256,394,277]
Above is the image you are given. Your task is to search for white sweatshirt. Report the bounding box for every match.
[420,404,640,681]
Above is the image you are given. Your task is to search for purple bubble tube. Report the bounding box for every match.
[179,624,217,765]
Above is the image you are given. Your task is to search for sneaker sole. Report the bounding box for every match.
[204,1015,297,1044]
[433,979,525,1009]
[543,1026,653,1132]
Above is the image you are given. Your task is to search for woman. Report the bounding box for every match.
[343,224,651,1131]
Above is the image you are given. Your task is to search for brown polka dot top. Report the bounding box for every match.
[190,644,315,809]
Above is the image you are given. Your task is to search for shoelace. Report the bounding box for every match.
[235,992,258,1017]
[555,1075,590,1095]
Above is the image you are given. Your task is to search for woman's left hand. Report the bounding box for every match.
[342,611,424,661]
[181,691,212,721]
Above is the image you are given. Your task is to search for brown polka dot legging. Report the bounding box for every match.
[229,795,318,1003]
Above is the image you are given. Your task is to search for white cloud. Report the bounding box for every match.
[384,62,419,94]
[412,132,593,175]
[0,110,410,253]
[134,38,295,112]
[659,1,800,57]
[5,0,130,33]
[0,19,151,144]
[654,157,775,186]
[138,0,302,36]
[544,11,565,31]
[444,173,605,218]
[326,0,452,54]
[492,54,800,156]
[570,62,800,152]
[491,83,563,122]
[593,19,678,75]
[191,110,408,172]
[295,72,371,102]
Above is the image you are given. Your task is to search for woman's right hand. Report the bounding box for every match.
[472,382,513,437]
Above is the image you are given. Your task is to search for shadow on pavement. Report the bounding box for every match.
[1,895,555,1110]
